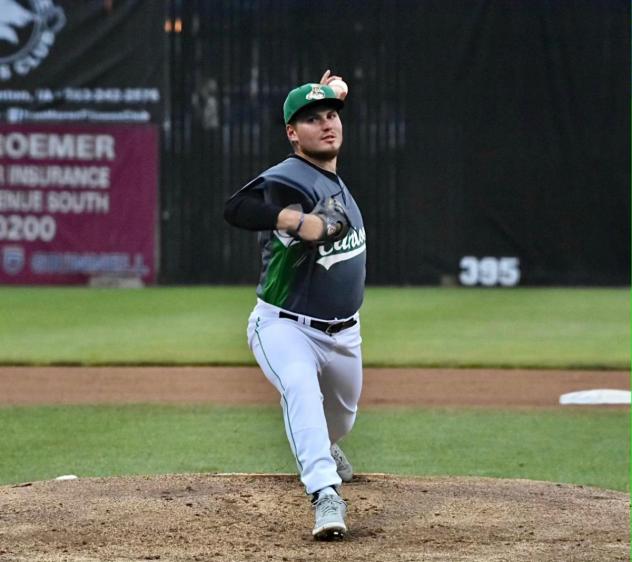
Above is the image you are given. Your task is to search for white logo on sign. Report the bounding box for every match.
[0,0,66,81]
[2,245,25,275]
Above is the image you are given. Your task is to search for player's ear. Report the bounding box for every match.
[286,123,298,143]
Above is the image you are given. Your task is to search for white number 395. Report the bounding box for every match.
[459,256,521,287]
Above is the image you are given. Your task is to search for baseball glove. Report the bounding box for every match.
[311,197,350,242]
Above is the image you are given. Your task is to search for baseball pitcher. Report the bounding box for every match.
[224,70,366,540]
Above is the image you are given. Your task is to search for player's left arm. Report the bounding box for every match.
[223,181,325,241]
[223,184,281,231]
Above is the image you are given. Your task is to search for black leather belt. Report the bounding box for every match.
[279,311,357,334]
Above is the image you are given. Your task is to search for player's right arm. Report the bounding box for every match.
[223,182,324,241]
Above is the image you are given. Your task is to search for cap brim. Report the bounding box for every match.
[287,98,345,123]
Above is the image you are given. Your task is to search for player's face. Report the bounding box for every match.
[286,107,343,161]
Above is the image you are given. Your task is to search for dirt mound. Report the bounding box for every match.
[0,474,627,561]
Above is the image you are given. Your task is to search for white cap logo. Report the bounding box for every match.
[305,84,326,101]
[0,0,66,81]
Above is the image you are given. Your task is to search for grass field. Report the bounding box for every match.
[0,286,628,368]
[0,286,628,493]
[0,405,627,491]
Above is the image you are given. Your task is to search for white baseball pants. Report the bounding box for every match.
[247,299,363,494]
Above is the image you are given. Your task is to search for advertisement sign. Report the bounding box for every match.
[0,123,157,284]
[0,0,163,124]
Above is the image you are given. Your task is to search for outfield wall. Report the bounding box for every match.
[0,1,629,286]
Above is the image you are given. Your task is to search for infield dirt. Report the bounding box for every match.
[0,367,628,561]
[0,366,628,407]
[0,473,628,562]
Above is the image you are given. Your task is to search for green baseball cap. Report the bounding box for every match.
[283,83,344,124]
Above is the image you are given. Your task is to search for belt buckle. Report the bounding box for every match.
[325,322,339,335]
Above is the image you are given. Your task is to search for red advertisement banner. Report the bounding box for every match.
[0,124,157,284]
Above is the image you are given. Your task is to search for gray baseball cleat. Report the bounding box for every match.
[312,494,347,540]
[331,443,353,482]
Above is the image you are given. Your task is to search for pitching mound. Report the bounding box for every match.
[0,474,627,562]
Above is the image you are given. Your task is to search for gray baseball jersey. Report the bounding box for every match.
[240,156,366,319]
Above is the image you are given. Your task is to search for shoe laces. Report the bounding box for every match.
[314,495,346,514]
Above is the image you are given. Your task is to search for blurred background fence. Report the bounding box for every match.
[0,0,629,286]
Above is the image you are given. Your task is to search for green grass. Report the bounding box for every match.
[0,404,627,491]
[0,286,628,369]
[363,287,629,369]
